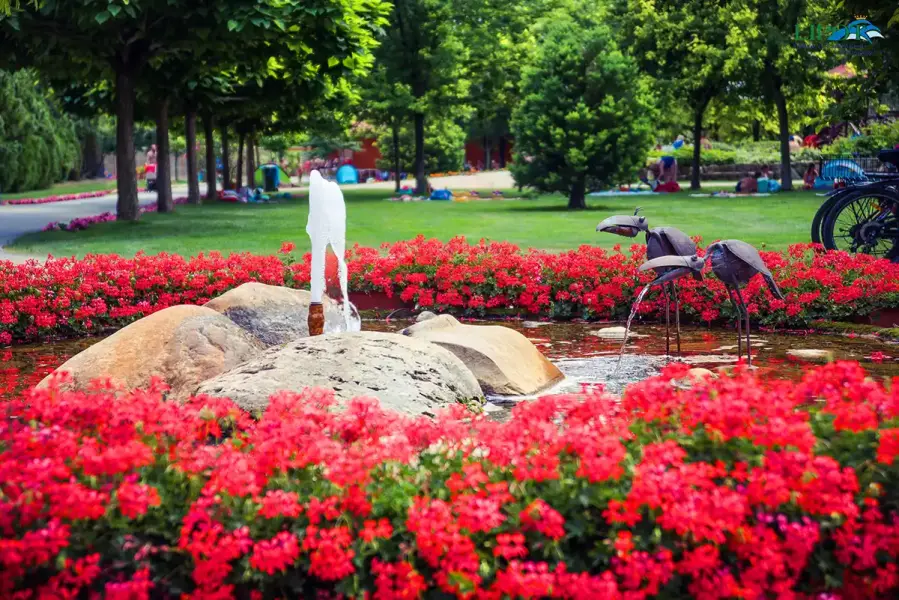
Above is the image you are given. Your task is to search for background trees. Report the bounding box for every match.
[510,6,656,209]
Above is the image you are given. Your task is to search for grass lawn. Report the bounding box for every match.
[0,179,118,201]
[10,186,824,258]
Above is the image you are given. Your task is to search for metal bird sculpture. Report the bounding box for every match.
[638,239,785,366]
[596,208,700,354]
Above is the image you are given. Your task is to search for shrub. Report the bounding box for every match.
[647,146,737,166]
[375,117,466,175]
[1,362,898,597]
[0,70,80,194]
[1,239,898,346]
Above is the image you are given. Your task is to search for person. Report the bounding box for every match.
[803,164,818,190]
[658,155,678,183]
[146,144,158,166]
[700,135,712,150]
[672,135,685,150]
[736,171,760,194]
[789,135,802,152]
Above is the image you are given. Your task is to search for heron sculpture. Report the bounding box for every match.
[638,239,785,366]
[596,208,700,354]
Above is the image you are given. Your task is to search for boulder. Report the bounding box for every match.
[401,314,564,396]
[40,305,263,400]
[415,310,438,323]
[590,326,646,340]
[196,331,483,417]
[204,282,359,346]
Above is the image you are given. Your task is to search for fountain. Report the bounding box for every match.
[306,170,361,335]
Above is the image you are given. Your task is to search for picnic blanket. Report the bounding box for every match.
[690,192,772,198]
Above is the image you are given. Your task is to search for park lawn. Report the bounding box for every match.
[10,187,823,258]
[0,179,118,201]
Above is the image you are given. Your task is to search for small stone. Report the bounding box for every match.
[787,349,834,363]
[415,311,438,323]
[522,321,552,328]
[591,327,645,340]
[687,368,718,380]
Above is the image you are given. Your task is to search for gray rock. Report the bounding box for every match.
[204,282,359,346]
[415,311,438,323]
[196,331,483,416]
[590,326,646,340]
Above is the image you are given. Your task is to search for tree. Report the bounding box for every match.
[375,0,470,194]
[622,0,741,189]
[734,0,833,190]
[375,116,465,175]
[357,64,413,191]
[1,0,390,218]
[510,7,656,209]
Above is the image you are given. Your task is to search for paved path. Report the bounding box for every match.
[0,188,189,264]
[0,172,517,264]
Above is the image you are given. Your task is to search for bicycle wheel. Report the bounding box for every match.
[811,194,842,244]
[822,190,899,259]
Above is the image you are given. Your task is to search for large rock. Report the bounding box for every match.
[196,331,483,416]
[401,314,564,396]
[40,305,263,400]
[204,282,359,346]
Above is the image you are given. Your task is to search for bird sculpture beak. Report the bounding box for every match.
[596,217,640,237]
[638,255,699,272]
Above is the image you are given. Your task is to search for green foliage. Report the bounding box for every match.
[821,121,899,157]
[0,69,80,193]
[510,6,656,206]
[374,117,466,174]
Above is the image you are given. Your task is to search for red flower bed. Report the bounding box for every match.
[1,363,898,597]
[0,190,111,206]
[1,237,898,346]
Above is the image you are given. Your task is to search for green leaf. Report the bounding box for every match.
[227,20,239,32]
[95,11,111,24]
[108,5,121,17]
[342,56,354,69]
[328,57,340,68]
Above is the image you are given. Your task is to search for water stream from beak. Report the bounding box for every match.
[615,283,652,374]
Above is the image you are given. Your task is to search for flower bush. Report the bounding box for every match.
[1,237,898,346]
[42,196,190,232]
[0,190,111,206]
[1,362,898,597]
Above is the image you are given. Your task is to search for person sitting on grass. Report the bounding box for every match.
[803,164,819,190]
[736,171,760,194]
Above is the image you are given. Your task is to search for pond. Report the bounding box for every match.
[2,320,896,405]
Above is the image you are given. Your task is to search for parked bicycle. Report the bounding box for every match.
[811,149,899,263]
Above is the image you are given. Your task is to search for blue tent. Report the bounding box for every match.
[336,164,359,184]
[820,159,865,181]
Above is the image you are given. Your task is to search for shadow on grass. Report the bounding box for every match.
[497,203,618,213]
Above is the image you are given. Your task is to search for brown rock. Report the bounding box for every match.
[40,305,263,400]
[401,315,564,396]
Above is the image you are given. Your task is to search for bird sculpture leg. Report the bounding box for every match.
[664,283,671,357]
[734,286,752,367]
[673,283,682,354]
[726,286,742,361]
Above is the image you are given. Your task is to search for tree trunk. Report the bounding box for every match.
[413,112,427,195]
[484,136,493,171]
[236,133,245,190]
[246,131,256,189]
[392,122,401,192]
[691,106,704,190]
[752,120,761,142]
[174,154,179,181]
[82,129,103,178]
[221,125,231,190]
[114,68,139,221]
[568,175,587,210]
[155,97,174,213]
[203,114,216,202]
[185,109,200,204]
[255,144,260,170]
[771,75,793,191]
[499,136,507,168]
